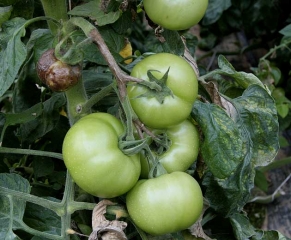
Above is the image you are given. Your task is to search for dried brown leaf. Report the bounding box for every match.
[89,200,127,240]
[189,206,215,240]
[200,81,237,118]
[182,36,199,78]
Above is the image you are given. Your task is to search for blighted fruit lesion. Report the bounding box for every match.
[36,49,81,92]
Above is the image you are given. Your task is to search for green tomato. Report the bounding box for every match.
[62,113,141,198]
[126,172,203,235]
[143,0,208,31]
[127,53,198,129]
[140,120,200,178]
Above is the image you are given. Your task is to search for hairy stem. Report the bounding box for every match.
[40,0,68,35]
[88,28,161,100]
[82,83,114,112]
[0,147,63,160]
[65,77,89,125]
[260,39,291,61]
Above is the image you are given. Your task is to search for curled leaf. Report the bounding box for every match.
[189,206,214,240]
[200,81,237,118]
[89,200,127,240]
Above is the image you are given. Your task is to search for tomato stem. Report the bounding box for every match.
[144,145,168,179]
[40,0,68,35]
[88,28,162,99]
[65,77,89,125]
[260,38,291,61]
[82,83,114,112]
[0,147,63,160]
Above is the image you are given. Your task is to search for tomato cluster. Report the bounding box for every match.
[62,1,208,234]
[62,52,203,235]
[125,53,203,235]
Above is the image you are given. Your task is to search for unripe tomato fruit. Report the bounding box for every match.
[62,113,141,198]
[140,119,200,178]
[36,49,81,92]
[126,172,203,235]
[127,53,198,129]
[143,0,209,31]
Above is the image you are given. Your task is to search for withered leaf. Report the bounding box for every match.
[89,200,127,240]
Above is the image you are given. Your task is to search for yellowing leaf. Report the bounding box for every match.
[119,39,132,64]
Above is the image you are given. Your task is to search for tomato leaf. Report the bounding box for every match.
[159,29,185,56]
[192,100,244,179]
[32,158,55,179]
[217,55,265,89]
[0,102,43,143]
[81,27,124,65]
[0,17,27,98]
[111,10,133,35]
[68,0,121,26]
[279,23,291,37]
[229,85,279,167]
[0,6,13,27]
[23,201,61,237]
[252,230,291,240]
[276,103,289,118]
[230,213,257,239]
[230,213,289,240]
[12,29,54,114]
[192,85,279,215]
[17,93,66,144]
[0,173,30,239]
[254,169,269,192]
[202,0,232,25]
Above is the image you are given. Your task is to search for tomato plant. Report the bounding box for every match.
[143,0,209,31]
[140,119,200,178]
[0,0,290,239]
[62,112,141,198]
[126,172,203,235]
[127,53,198,129]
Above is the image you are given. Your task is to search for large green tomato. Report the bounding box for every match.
[143,0,208,31]
[127,53,198,129]
[126,172,203,235]
[62,113,141,198]
[140,119,200,178]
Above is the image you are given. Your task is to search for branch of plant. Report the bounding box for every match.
[88,28,162,101]
[260,39,291,61]
[19,221,63,240]
[65,77,89,125]
[133,119,156,140]
[198,69,223,83]
[259,157,291,173]
[79,28,159,142]
[82,83,115,112]
[1,185,96,240]
[40,0,68,35]
[0,147,63,160]
[0,185,95,213]
[249,173,291,204]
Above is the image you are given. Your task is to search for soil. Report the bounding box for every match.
[263,147,291,238]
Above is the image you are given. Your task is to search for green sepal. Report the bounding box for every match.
[136,68,174,104]
[119,137,151,156]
